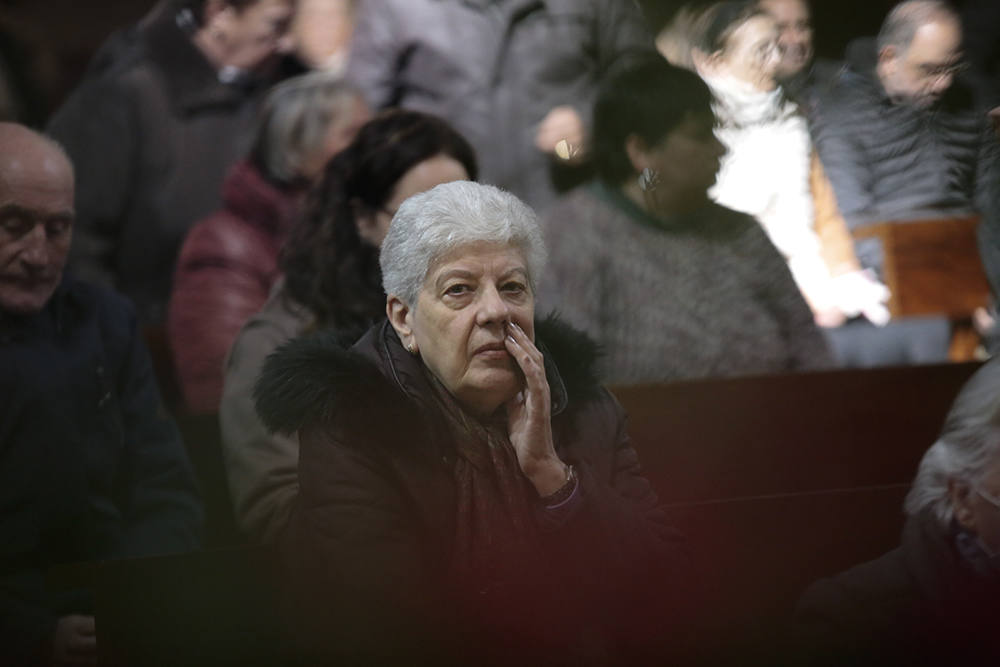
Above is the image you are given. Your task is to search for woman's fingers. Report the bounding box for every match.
[504,322,545,385]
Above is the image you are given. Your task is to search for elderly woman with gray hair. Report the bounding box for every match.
[254,181,689,664]
[796,360,1000,663]
[168,71,370,413]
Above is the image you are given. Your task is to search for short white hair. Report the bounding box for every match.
[379,181,546,307]
[905,361,1000,526]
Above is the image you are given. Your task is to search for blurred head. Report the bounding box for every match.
[696,2,782,91]
[193,0,295,72]
[757,0,814,80]
[0,123,74,316]
[250,72,369,186]
[383,182,545,416]
[905,361,1000,555]
[594,56,725,213]
[876,0,963,109]
[280,110,476,331]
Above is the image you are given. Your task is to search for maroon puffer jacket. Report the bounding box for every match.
[168,160,302,413]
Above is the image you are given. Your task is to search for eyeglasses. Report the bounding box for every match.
[916,60,969,81]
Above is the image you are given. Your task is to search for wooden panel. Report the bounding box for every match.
[853,217,990,318]
[612,362,980,503]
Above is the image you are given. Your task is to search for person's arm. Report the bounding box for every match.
[284,423,450,659]
[108,298,203,556]
[219,299,306,543]
[344,0,405,109]
[749,224,836,370]
[536,200,609,343]
[168,216,274,413]
[536,0,652,157]
[809,98,876,228]
[47,74,138,289]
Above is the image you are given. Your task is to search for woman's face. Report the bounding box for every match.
[357,154,469,246]
[715,15,781,90]
[642,111,726,210]
[395,241,535,416]
[300,96,372,180]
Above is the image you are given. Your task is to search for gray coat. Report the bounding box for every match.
[47,8,264,324]
[346,0,652,211]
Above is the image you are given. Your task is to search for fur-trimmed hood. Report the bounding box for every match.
[253,315,603,438]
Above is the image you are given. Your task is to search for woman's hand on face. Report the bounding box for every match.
[504,321,568,497]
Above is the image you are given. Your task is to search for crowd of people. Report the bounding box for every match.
[2,0,1000,663]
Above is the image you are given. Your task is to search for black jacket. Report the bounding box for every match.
[0,279,202,664]
[809,38,1000,276]
[47,7,266,325]
[795,510,1000,665]
[254,318,692,665]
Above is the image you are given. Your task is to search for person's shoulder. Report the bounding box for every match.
[536,314,604,406]
[252,322,405,438]
[698,202,762,239]
[797,545,913,626]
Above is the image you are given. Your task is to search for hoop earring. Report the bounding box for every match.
[638,167,660,193]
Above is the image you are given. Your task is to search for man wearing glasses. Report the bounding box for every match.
[807,0,1000,366]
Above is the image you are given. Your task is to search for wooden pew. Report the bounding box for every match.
[613,361,981,632]
[852,216,990,360]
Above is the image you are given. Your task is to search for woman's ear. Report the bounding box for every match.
[624,133,652,174]
[386,296,417,353]
[949,478,977,532]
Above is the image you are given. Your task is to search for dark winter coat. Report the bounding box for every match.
[253,318,691,665]
[795,510,1000,665]
[0,278,202,664]
[809,38,1000,276]
[168,160,302,414]
[47,7,266,325]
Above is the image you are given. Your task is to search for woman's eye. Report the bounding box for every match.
[444,284,471,296]
[501,281,526,294]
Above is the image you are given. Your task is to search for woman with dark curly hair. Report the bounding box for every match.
[221,109,476,542]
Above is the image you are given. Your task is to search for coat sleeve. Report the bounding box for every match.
[47,73,139,289]
[168,215,273,413]
[219,305,305,543]
[575,0,653,128]
[809,94,876,228]
[106,297,204,556]
[747,224,835,371]
[344,0,405,109]
[281,423,453,663]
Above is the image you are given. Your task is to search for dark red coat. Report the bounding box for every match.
[168,160,301,413]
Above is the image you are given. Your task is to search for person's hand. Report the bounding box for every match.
[50,615,97,666]
[503,321,568,497]
[534,106,587,164]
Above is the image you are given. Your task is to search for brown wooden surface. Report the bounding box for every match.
[612,362,981,623]
[853,216,990,318]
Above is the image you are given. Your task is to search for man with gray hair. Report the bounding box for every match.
[795,360,1000,662]
[0,123,202,665]
[808,0,1000,366]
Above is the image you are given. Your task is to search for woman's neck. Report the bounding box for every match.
[620,178,706,220]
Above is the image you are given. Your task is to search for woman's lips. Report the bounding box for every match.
[474,341,509,358]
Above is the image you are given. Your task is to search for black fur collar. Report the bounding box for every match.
[253,315,603,437]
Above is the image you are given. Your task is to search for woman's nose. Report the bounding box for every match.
[476,285,510,324]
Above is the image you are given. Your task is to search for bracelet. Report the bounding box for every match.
[540,464,577,508]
